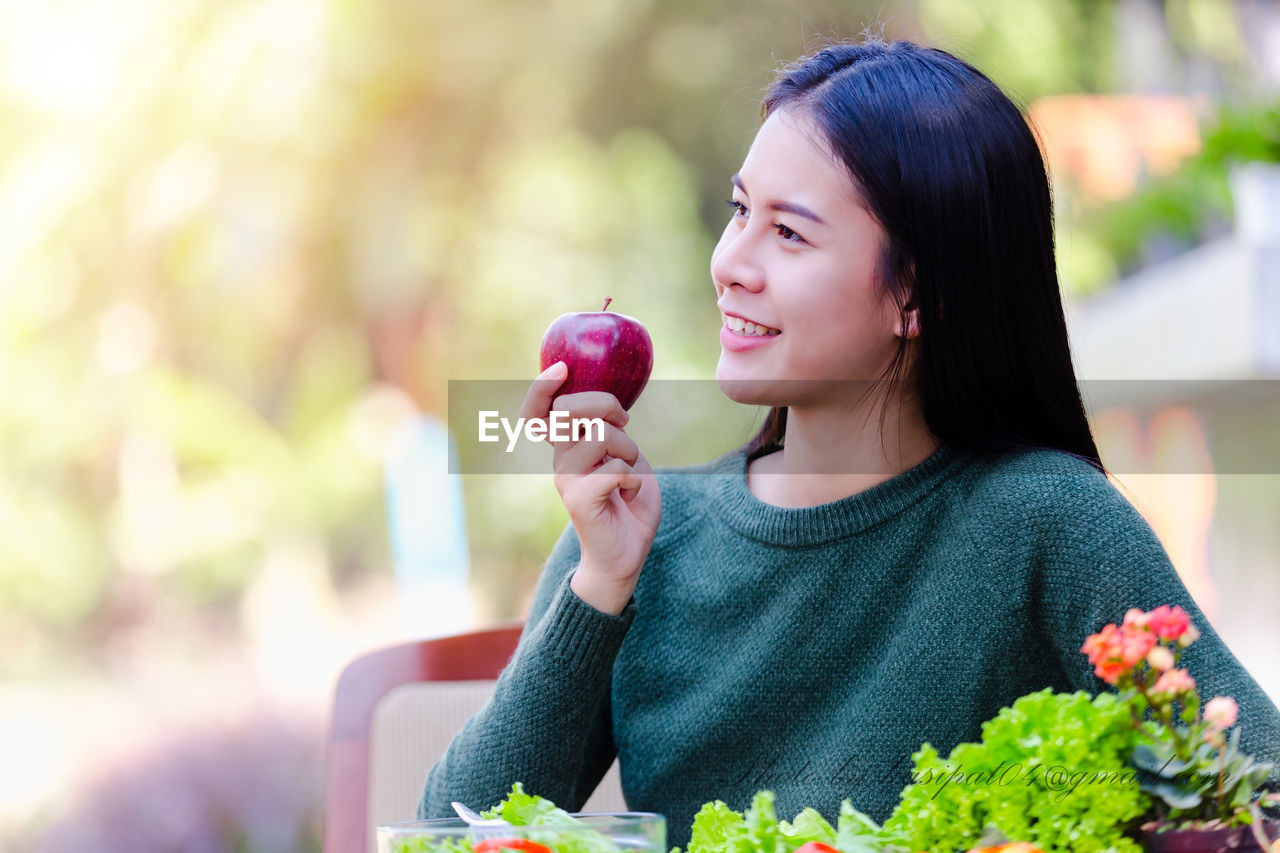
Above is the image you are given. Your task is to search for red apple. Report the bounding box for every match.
[539,298,653,410]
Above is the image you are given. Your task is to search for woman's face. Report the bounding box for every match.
[711,108,906,407]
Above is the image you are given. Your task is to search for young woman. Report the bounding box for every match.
[419,38,1280,846]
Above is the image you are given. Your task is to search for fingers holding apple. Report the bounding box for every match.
[550,420,639,476]
[520,365,647,505]
[548,389,630,435]
[518,361,571,424]
[532,300,654,500]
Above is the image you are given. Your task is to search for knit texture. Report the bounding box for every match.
[419,443,1280,848]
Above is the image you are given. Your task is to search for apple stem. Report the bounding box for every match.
[602,297,612,312]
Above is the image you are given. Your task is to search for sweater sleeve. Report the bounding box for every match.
[1030,460,1280,790]
[418,523,633,817]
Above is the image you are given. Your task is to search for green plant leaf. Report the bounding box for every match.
[1133,744,1189,776]
[1147,782,1204,810]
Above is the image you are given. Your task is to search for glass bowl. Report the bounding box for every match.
[377,812,666,853]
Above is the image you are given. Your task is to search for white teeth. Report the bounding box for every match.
[724,315,780,336]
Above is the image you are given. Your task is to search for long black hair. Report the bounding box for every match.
[742,37,1104,474]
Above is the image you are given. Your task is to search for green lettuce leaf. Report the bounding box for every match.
[464,784,621,853]
[742,791,780,853]
[482,783,576,825]
[686,801,749,853]
[777,808,836,848]
[683,791,904,853]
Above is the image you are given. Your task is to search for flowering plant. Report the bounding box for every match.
[1081,605,1280,842]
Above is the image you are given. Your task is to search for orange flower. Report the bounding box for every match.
[1081,623,1121,664]
[1093,658,1128,685]
[1081,621,1155,683]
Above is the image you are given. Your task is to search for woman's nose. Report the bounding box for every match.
[710,227,765,293]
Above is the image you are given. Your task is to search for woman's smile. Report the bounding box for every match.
[722,313,780,337]
[719,307,781,352]
[719,324,779,352]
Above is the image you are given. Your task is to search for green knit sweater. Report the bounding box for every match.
[419,443,1280,848]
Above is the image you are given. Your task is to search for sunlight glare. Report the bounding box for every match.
[0,1,148,121]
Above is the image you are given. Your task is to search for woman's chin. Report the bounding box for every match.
[715,365,789,406]
[715,365,886,409]
[716,378,770,405]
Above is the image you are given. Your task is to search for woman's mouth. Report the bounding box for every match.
[722,314,781,337]
[720,313,781,353]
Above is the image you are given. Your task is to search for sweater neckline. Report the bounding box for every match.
[709,442,971,546]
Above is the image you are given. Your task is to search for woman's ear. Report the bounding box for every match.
[896,297,920,339]
[893,261,920,339]
[897,309,919,339]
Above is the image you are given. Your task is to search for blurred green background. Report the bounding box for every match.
[2,0,1278,848]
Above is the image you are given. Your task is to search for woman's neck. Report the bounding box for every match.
[747,392,941,508]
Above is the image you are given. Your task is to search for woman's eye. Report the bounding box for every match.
[723,199,805,244]
[775,223,806,244]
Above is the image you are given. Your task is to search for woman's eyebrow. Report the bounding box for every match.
[731,173,828,226]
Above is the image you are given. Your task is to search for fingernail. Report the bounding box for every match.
[621,412,630,426]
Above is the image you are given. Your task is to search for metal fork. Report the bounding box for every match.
[451,801,510,829]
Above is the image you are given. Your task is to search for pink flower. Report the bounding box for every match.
[1178,624,1201,648]
[1150,668,1197,697]
[1145,605,1192,641]
[1123,608,1151,630]
[1204,696,1239,731]
[1146,646,1175,672]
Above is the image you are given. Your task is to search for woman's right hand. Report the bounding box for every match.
[519,362,662,615]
